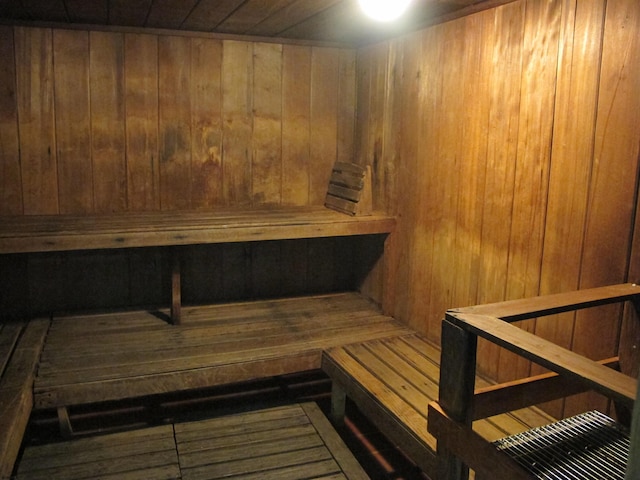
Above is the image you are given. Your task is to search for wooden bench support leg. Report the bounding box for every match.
[436,317,478,480]
[171,247,181,325]
[57,406,73,439]
[330,381,347,426]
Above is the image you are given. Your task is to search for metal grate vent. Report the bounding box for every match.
[493,410,630,479]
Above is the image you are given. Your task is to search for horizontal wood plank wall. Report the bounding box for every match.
[0,25,360,319]
[357,0,640,420]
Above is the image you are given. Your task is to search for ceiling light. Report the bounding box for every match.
[358,0,413,22]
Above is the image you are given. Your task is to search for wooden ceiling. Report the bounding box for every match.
[0,0,513,46]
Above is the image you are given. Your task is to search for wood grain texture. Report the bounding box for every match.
[0,26,21,215]
[322,333,553,479]
[124,33,159,211]
[33,293,409,408]
[53,29,93,214]
[309,47,339,204]
[567,0,640,417]
[252,42,282,205]
[175,402,368,480]
[477,1,524,384]
[5,26,353,216]
[90,31,127,212]
[159,35,192,210]
[281,44,311,206]
[14,27,58,214]
[222,40,253,206]
[352,0,640,421]
[190,37,223,208]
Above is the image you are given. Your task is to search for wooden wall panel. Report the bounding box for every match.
[2,26,352,215]
[425,19,465,345]
[616,0,640,381]
[357,0,640,419]
[159,35,192,210]
[533,0,606,417]
[14,27,58,215]
[337,49,356,166]
[190,38,223,209]
[0,26,21,214]
[252,42,283,205]
[53,29,93,214]
[477,1,524,383]
[567,0,640,417]
[309,48,339,205]
[282,45,311,206]
[90,31,127,212]
[124,33,159,211]
[222,40,253,206]
[496,0,560,387]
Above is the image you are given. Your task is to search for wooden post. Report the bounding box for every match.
[171,247,181,325]
[626,376,640,479]
[57,406,73,439]
[436,316,478,480]
[330,381,347,427]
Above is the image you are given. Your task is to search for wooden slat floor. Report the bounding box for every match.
[34,293,414,410]
[16,403,369,480]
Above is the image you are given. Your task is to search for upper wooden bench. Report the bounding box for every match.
[0,206,395,254]
[0,206,395,323]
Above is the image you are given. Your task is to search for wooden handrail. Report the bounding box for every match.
[449,283,640,322]
[433,284,640,480]
[448,312,636,409]
[473,357,619,420]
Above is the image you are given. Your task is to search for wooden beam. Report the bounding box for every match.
[448,312,637,408]
[170,247,181,325]
[428,402,533,480]
[473,357,620,420]
[450,283,640,322]
[437,319,477,480]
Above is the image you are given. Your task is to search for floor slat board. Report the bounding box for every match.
[34,293,413,410]
[16,425,180,480]
[17,403,368,480]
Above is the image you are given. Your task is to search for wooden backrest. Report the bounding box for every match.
[325,162,372,216]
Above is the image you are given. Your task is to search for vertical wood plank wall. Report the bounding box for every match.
[0,26,362,317]
[0,27,354,213]
[356,0,640,419]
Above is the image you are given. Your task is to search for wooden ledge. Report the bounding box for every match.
[0,206,396,254]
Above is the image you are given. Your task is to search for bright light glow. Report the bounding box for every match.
[358,0,413,22]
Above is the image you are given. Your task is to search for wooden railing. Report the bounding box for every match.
[428,283,640,480]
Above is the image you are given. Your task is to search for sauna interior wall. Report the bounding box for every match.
[357,0,640,419]
[0,25,371,317]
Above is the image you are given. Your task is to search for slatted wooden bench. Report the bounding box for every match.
[0,318,49,479]
[321,333,555,479]
[34,293,413,430]
[15,402,369,480]
[0,205,395,324]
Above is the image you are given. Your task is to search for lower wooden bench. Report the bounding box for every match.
[0,318,49,479]
[321,334,555,479]
[16,402,369,480]
[34,293,413,417]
